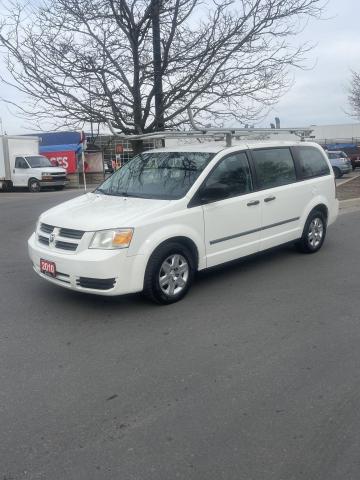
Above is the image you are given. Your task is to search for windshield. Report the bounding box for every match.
[26,156,52,168]
[96,151,214,200]
[328,152,342,159]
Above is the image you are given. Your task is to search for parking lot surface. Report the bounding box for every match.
[1,190,360,480]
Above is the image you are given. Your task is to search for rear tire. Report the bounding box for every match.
[1,181,13,192]
[296,210,327,254]
[143,242,195,304]
[333,167,342,179]
[28,178,41,192]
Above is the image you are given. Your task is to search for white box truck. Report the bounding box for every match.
[0,135,68,192]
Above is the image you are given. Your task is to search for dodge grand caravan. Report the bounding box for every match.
[28,141,338,304]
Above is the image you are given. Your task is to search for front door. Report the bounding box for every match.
[13,157,30,186]
[201,151,262,268]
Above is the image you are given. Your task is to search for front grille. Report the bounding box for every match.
[51,175,67,182]
[40,223,54,234]
[38,223,84,252]
[38,235,49,246]
[55,240,78,251]
[76,277,116,290]
[59,228,84,240]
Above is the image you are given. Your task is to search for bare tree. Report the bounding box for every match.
[0,0,324,133]
[349,70,360,119]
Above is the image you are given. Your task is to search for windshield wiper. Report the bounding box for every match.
[95,188,110,195]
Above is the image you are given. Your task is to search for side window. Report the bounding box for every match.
[202,152,253,201]
[15,157,27,169]
[252,148,296,189]
[296,147,330,179]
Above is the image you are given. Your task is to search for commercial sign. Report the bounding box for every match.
[42,150,77,173]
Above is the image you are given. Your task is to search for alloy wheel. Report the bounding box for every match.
[159,254,189,297]
[308,217,324,249]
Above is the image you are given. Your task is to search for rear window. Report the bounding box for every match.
[297,147,330,179]
[252,148,296,189]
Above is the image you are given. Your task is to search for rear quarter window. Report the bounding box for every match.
[295,147,330,179]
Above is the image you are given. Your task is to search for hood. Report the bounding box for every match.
[40,192,174,230]
[35,166,67,174]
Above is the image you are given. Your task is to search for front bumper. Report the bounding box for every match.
[339,164,351,174]
[28,233,145,296]
[40,180,68,187]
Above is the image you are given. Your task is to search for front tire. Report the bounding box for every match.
[143,242,195,304]
[296,210,327,254]
[28,178,41,192]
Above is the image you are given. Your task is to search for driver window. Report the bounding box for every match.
[15,157,27,169]
[204,152,253,200]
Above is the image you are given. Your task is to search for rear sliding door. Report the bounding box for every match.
[250,147,311,251]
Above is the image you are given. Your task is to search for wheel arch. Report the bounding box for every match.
[310,203,329,222]
[147,236,199,271]
[28,177,40,184]
[301,199,329,231]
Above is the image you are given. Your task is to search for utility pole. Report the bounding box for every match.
[151,0,164,132]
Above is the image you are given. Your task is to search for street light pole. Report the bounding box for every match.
[151,0,164,132]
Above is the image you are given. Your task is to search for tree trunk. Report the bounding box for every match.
[131,139,144,156]
[152,0,164,131]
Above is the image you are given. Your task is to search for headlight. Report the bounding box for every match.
[89,228,134,250]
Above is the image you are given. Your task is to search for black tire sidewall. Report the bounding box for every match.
[144,243,195,304]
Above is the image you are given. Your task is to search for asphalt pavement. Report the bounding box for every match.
[1,190,360,480]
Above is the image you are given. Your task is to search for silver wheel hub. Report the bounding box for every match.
[159,254,189,297]
[308,217,324,248]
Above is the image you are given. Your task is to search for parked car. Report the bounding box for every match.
[348,153,360,171]
[28,141,338,304]
[326,150,352,178]
[104,161,114,174]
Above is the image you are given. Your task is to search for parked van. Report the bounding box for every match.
[0,135,67,192]
[28,141,338,304]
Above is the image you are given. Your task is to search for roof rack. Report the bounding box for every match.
[106,108,314,147]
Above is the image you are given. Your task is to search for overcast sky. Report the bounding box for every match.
[0,0,360,134]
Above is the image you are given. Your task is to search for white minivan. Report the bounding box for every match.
[28,141,338,304]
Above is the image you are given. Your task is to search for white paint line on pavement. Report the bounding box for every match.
[337,173,360,187]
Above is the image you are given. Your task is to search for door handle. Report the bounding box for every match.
[247,200,260,206]
[264,196,276,203]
